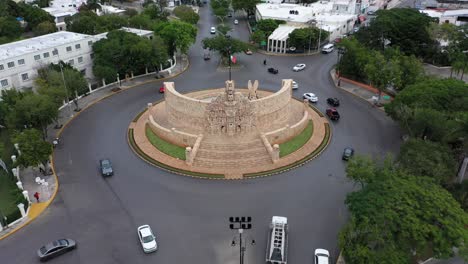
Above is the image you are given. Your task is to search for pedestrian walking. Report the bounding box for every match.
[263,59,267,65]
[34,192,40,202]
[39,167,45,175]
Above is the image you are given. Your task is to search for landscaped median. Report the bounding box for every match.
[280,121,313,157]
[145,125,186,160]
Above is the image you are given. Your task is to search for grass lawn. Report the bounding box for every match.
[145,125,186,160]
[279,121,313,157]
[0,173,21,221]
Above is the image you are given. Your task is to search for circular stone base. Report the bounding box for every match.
[128,89,331,179]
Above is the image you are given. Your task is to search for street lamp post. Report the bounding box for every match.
[226,35,232,81]
[317,22,322,52]
[337,47,346,77]
[229,216,254,264]
[54,49,73,118]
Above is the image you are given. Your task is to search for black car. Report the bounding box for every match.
[37,239,77,262]
[268,68,279,74]
[326,108,340,121]
[327,97,340,107]
[100,159,113,177]
[342,147,355,160]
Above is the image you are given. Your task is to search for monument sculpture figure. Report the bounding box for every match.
[205,80,255,136]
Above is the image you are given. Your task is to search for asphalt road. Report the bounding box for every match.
[0,4,402,264]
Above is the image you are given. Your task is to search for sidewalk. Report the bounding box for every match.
[330,69,392,110]
[0,55,189,240]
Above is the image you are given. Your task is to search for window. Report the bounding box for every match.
[7,61,14,68]
[34,55,41,60]
[66,46,72,52]
[52,49,58,56]
[88,40,93,46]
[0,64,3,71]
[43,52,50,58]
[78,56,83,63]
[80,69,86,75]
[18,59,25,65]
[68,59,74,65]
[21,73,29,81]
[75,44,81,49]
[1,79,8,87]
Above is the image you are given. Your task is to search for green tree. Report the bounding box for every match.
[6,92,58,138]
[336,38,371,81]
[210,0,230,22]
[446,181,468,211]
[288,27,329,52]
[202,34,250,62]
[0,89,24,128]
[33,21,57,36]
[98,14,128,32]
[256,19,284,36]
[231,0,261,17]
[65,11,101,34]
[18,2,55,30]
[340,157,468,263]
[14,129,52,169]
[364,51,400,99]
[0,17,22,41]
[142,3,169,22]
[173,5,200,24]
[250,30,266,44]
[398,138,457,184]
[93,30,168,79]
[128,14,156,30]
[155,20,197,55]
[356,8,436,58]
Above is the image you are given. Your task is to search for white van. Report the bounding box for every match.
[321,43,334,54]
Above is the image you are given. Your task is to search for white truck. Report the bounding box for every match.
[266,216,288,264]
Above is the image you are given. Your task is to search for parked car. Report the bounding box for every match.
[159,85,165,93]
[234,19,239,25]
[326,97,340,106]
[137,225,158,253]
[303,93,318,103]
[210,26,216,34]
[268,67,279,74]
[314,248,330,264]
[244,49,253,55]
[203,51,211,60]
[342,147,355,161]
[99,159,113,177]
[326,108,340,120]
[37,239,77,262]
[293,63,306,72]
[292,81,298,90]
[367,10,376,15]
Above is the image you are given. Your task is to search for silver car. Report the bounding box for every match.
[37,239,76,262]
[137,225,158,253]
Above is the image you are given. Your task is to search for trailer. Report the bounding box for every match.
[266,216,288,264]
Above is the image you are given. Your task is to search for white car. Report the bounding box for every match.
[137,225,157,253]
[293,63,306,72]
[234,19,239,25]
[210,26,216,34]
[303,93,318,103]
[314,248,330,264]
[292,81,298,90]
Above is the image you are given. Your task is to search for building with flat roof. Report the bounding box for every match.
[0,28,154,92]
[256,0,357,52]
[420,8,468,25]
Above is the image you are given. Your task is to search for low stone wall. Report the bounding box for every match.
[260,134,279,163]
[264,110,310,145]
[185,134,203,165]
[148,115,198,146]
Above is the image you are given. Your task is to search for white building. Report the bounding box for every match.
[43,7,77,31]
[0,28,154,92]
[420,9,468,25]
[257,1,357,52]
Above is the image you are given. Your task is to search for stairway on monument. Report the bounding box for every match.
[192,136,272,169]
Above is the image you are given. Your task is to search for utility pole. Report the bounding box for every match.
[226,35,232,81]
[316,21,322,52]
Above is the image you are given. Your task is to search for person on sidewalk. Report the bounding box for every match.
[263,59,267,66]
[34,192,40,202]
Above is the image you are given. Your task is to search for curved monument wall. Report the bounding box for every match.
[164,83,209,131]
[252,80,292,130]
[161,80,293,133]
[148,115,198,146]
[264,110,310,144]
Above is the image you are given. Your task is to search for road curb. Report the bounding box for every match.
[0,59,190,241]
